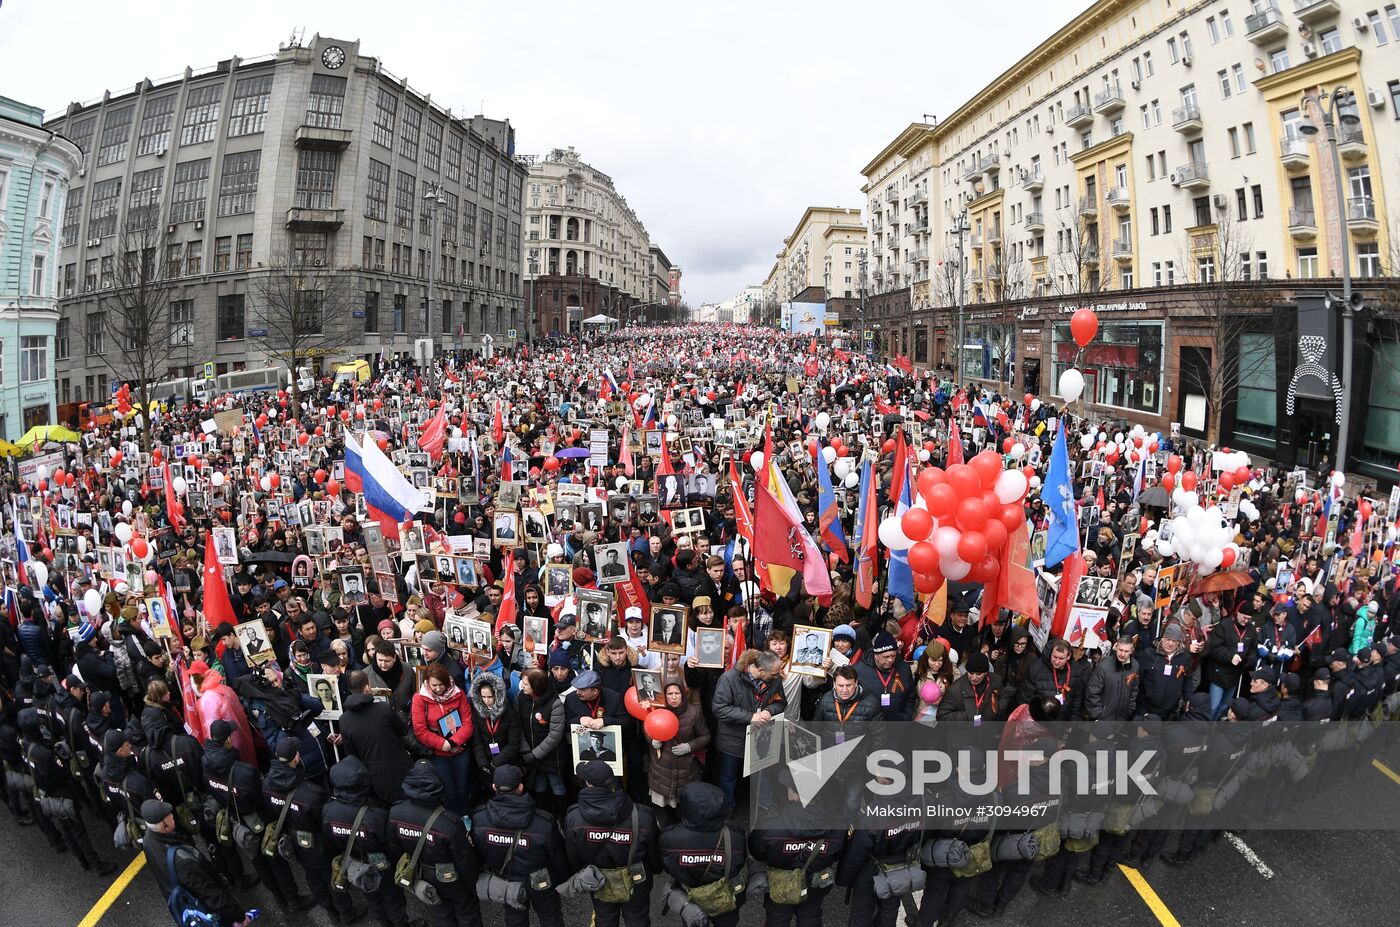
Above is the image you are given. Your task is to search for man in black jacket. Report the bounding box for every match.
[562,761,661,927]
[262,739,361,924]
[659,783,748,927]
[1085,637,1139,721]
[387,760,485,927]
[1136,626,1190,720]
[1204,607,1258,719]
[469,764,567,927]
[19,707,115,872]
[141,799,248,926]
[336,670,414,805]
[322,757,409,927]
[748,767,847,927]
[855,632,915,721]
[1018,638,1086,718]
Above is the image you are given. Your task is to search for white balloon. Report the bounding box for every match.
[115,522,133,544]
[750,451,765,473]
[260,475,272,492]
[76,535,87,555]
[994,469,1029,505]
[940,556,971,581]
[833,459,854,480]
[1330,470,1345,488]
[1157,539,1174,558]
[1009,442,1026,460]
[211,472,226,487]
[934,525,963,560]
[1204,548,1225,570]
[615,476,629,490]
[35,465,49,481]
[666,414,678,428]
[1029,476,1042,489]
[917,449,931,463]
[878,516,915,551]
[844,471,859,489]
[121,500,133,517]
[267,407,278,419]
[1114,432,1125,444]
[1079,433,1095,451]
[822,446,837,465]
[84,589,103,616]
[815,412,831,430]
[30,562,48,588]
[172,476,188,495]
[1030,398,1042,411]
[1058,368,1085,404]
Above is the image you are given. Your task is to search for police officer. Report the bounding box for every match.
[837,810,925,927]
[262,739,362,924]
[140,798,248,927]
[18,706,115,872]
[469,764,567,927]
[747,767,846,927]
[98,728,162,842]
[203,719,313,911]
[322,757,409,927]
[0,689,37,827]
[387,760,483,927]
[659,782,748,927]
[562,760,661,927]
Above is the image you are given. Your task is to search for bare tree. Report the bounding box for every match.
[249,236,362,418]
[1048,204,1111,298]
[1175,212,1280,443]
[97,210,176,454]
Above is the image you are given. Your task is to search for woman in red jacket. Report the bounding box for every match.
[411,662,474,812]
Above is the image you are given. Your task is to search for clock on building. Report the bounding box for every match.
[321,45,346,69]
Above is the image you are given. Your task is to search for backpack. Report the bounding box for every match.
[165,846,220,926]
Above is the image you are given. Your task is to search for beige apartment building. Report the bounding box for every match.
[758,206,868,328]
[859,0,1400,481]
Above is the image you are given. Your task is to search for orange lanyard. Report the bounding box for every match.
[834,699,857,725]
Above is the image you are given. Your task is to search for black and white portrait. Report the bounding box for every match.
[571,724,623,776]
[339,568,368,605]
[309,674,343,720]
[493,512,520,547]
[632,668,661,703]
[234,620,274,665]
[400,524,426,556]
[455,557,478,587]
[578,504,604,533]
[524,615,549,652]
[467,619,493,655]
[657,473,682,508]
[543,565,572,601]
[213,527,238,565]
[496,481,523,512]
[649,605,687,654]
[576,590,614,641]
[444,614,470,652]
[694,626,726,670]
[522,508,550,544]
[744,715,783,777]
[596,542,630,585]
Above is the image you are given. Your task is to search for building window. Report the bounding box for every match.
[465,142,481,190]
[1053,320,1163,414]
[68,116,96,170]
[126,167,164,230]
[1196,255,1216,282]
[292,231,329,267]
[1120,267,1134,288]
[21,336,47,383]
[1256,251,1269,278]
[86,312,105,355]
[364,291,379,332]
[1318,27,1342,55]
[1228,127,1241,157]
[169,299,194,346]
[217,150,260,216]
[394,171,415,229]
[1357,242,1381,278]
[365,159,390,221]
[1218,69,1232,98]
[1235,332,1277,446]
[169,159,210,224]
[180,84,223,146]
[393,293,406,333]
[442,299,453,334]
[62,186,84,248]
[97,104,135,166]
[236,234,252,270]
[1297,247,1319,278]
[424,120,443,173]
[214,236,232,272]
[217,293,245,340]
[63,263,76,296]
[136,95,176,156]
[56,318,70,360]
[372,87,398,148]
[306,74,346,128]
[227,74,273,136]
[1252,185,1264,218]
[186,239,202,275]
[1233,64,1246,94]
[1363,342,1400,465]
[1390,81,1400,119]
[446,132,463,182]
[84,258,98,290]
[1237,187,1248,221]
[89,180,124,241]
[30,255,45,296]
[293,149,337,209]
[1269,47,1290,73]
[399,106,421,161]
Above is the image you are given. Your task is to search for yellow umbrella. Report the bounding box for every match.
[0,438,21,457]
[15,424,82,448]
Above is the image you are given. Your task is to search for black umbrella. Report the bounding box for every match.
[1138,485,1171,508]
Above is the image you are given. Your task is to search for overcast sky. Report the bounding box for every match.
[1,0,1084,306]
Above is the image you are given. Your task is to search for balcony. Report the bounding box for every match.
[907,188,927,206]
[986,225,1003,244]
[979,153,1001,174]
[1021,170,1044,192]
[1024,212,1045,233]
[968,268,984,285]
[1106,187,1131,211]
[913,218,929,235]
[1172,105,1203,134]
[969,234,983,251]
[1245,6,1289,43]
[1064,102,1094,128]
[1082,246,1100,266]
[963,161,982,181]
[1078,194,1099,217]
[909,246,929,262]
[986,265,1003,280]
[1293,0,1340,25]
[884,187,899,203]
[1338,123,1367,161]
[285,206,345,230]
[1288,207,1318,239]
[1348,196,1379,235]
[1112,238,1133,260]
[294,125,353,150]
[1094,83,1125,114]
[1280,136,1310,172]
[1173,161,1210,190]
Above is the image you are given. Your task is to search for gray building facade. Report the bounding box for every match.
[45,33,528,405]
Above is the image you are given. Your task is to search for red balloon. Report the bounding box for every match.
[882,438,896,453]
[314,468,328,484]
[908,541,939,574]
[1218,472,1235,492]
[623,686,651,721]
[913,571,944,595]
[901,508,934,542]
[981,518,1008,554]
[1022,465,1035,479]
[377,437,389,451]
[808,439,820,459]
[543,457,561,471]
[1166,454,1183,474]
[980,490,1001,515]
[1234,466,1250,484]
[1024,392,1034,405]
[970,554,1001,584]
[997,503,1025,532]
[643,708,680,742]
[112,452,124,466]
[835,446,849,458]
[131,537,149,559]
[1220,547,1237,569]
[314,426,325,437]
[945,464,980,500]
[971,450,1003,490]
[957,530,988,564]
[916,466,946,497]
[1181,471,1198,492]
[65,473,76,488]
[297,433,310,447]
[1070,307,1099,347]
[152,449,162,464]
[923,441,937,454]
[373,399,383,410]
[325,479,341,497]
[269,473,281,489]
[955,497,989,533]
[1002,437,1015,453]
[1161,473,1175,492]
[926,483,958,519]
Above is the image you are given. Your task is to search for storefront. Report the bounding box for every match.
[1049,317,1165,419]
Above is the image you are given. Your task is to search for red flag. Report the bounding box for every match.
[174,657,205,739]
[613,558,651,624]
[492,400,504,446]
[600,374,613,401]
[895,354,913,374]
[729,456,759,582]
[201,535,236,629]
[163,461,185,534]
[808,337,818,355]
[495,549,518,632]
[418,403,448,461]
[1300,623,1322,649]
[728,616,746,670]
[947,422,965,466]
[1050,552,1087,641]
[802,357,818,378]
[157,575,184,648]
[854,463,880,609]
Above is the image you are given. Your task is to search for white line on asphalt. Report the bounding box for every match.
[1224,831,1275,879]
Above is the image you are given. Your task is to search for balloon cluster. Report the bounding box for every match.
[625,685,680,741]
[1153,449,1254,573]
[877,449,1029,590]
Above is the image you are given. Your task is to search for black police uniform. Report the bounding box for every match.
[262,755,358,922]
[469,770,568,927]
[916,786,993,927]
[747,798,846,927]
[838,817,924,927]
[659,783,748,927]
[18,707,112,871]
[322,757,409,927]
[563,783,662,927]
[388,761,484,927]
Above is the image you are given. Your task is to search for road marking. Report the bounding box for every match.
[77,853,145,927]
[1118,864,1182,927]
[1373,758,1400,788]
[1223,831,1275,879]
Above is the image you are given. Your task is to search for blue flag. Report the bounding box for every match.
[815,446,849,563]
[886,459,915,609]
[1041,419,1081,569]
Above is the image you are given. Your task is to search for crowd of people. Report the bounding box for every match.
[1,324,1398,927]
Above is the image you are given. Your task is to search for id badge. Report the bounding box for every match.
[880,693,891,707]
[1237,642,1245,653]
[972,714,982,727]
[1163,662,1173,676]
[1055,692,1065,704]
[835,731,846,744]
[488,742,500,756]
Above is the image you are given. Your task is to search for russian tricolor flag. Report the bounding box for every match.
[344,430,431,535]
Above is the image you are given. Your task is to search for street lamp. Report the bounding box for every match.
[422,181,446,341]
[1299,86,1360,471]
[857,248,868,353]
[526,259,538,342]
[948,208,970,379]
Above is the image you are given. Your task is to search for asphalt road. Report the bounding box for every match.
[10,739,1400,927]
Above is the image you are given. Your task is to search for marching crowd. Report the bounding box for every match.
[1,324,1398,927]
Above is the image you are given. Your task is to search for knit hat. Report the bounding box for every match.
[415,618,437,635]
[422,630,448,653]
[275,739,300,762]
[76,622,96,644]
[1228,698,1253,719]
[965,652,992,674]
[572,566,596,587]
[547,649,573,669]
[1161,623,1184,643]
[545,543,564,559]
[871,632,898,654]
[576,760,614,788]
[832,624,857,643]
[377,619,398,635]
[209,719,235,742]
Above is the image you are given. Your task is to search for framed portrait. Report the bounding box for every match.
[543,564,573,602]
[443,613,471,652]
[454,557,478,588]
[694,626,726,670]
[784,720,823,772]
[145,596,173,639]
[577,504,605,534]
[362,520,385,553]
[631,668,661,704]
[570,723,623,777]
[493,512,520,547]
[234,620,275,665]
[467,619,494,657]
[575,589,615,642]
[524,615,550,654]
[435,555,456,583]
[399,523,427,556]
[212,526,238,565]
[556,482,586,504]
[338,568,369,606]
[744,715,784,777]
[496,481,523,512]
[398,642,425,668]
[415,554,438,583]
[649,604,688,655]
[656,473,684,509]
[643,430,664,458]
[595,542,630,586]
[308,674,343,720]
[375,571,399,602]
[472,537,491,560]
[554,502,579,530]
[522,507,550,544]
[676,507,707,534]
[789,625,831,677]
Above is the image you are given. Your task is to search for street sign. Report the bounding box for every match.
[507,329,517,339]
[481,334,495,344]
[248,327,268,337]
[203,362,215,379]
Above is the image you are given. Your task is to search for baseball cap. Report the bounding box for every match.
[572,670,600,690]
[624,606,644,623]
